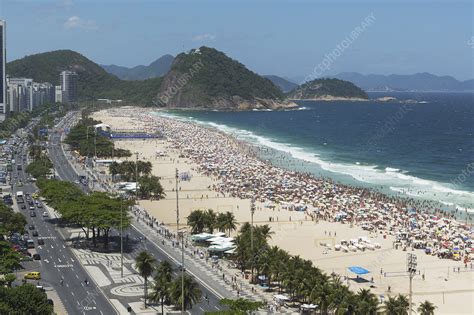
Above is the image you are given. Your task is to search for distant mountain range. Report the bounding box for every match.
[101,54,174,80]
[263,75,298,93]
[332,72,474,92]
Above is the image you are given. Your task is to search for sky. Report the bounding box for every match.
[0,0,473,81]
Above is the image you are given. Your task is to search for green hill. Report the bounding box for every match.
[289,78,368,100]
[7,50,162,104]
[156,47,294,110]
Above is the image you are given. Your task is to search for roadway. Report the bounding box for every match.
[47,112,226,313]
[12,125,117,315]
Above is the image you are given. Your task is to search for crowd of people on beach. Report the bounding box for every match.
[106,109,474,264]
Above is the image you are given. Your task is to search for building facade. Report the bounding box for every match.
[6,78,54,112]
[60,70,78,103]
[0,20,6,116]
[55,85,62,103]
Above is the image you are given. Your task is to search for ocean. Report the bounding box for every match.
[156,92,474,215]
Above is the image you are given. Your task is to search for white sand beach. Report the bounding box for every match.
[93,107,474,314]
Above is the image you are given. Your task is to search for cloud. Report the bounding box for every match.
[64,16,98,30]
[192,33,216,42]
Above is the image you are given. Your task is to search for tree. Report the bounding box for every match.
[138,175,165,200]
[135,251,156,307]
[383,296,401,315]
[395,294,411,315]
[204,209,217,233]
[187,210,206,234]
[169,274,202,310]
[0,284,53,314]
[150,260,173,314]
[417,300,436,315]
[3,274,16,288]
[0,241,22,273]
[220,298,265,313]
[216,212,237,236]
[355,288,379,315]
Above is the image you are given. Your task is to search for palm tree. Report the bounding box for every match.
[215,212,227,234]
[417,300,436,315]
[223,211,237,236]
[355,288,379,315]
[187,210,206,234]
[135,251,156,307]
[204,209,216,233]
[256,224,274,240]
[150,260,173,314]
[396,294,411,315]
[383,296,401,315]
[169,274,202,310]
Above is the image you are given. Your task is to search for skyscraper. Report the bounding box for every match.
[0,20,6,116]
[60,70,78,103]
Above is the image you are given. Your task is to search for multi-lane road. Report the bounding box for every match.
[45,113,227,313]
[12,127,116,315]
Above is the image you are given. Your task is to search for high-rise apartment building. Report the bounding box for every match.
[55,85,62,103]
[0,20,6,116]
[60,71,78,103]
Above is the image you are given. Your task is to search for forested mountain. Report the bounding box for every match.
[288,78,368,100]
[156,47,295,110]
[7,50,162,104]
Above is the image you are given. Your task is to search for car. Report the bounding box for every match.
[46,299,54,306]
[24,272,41,280]
[33,254,41,260]
[28,224,35,230]
[21,204,26,209]
[36,203,43,208]
[74,180,80,185]
[32,231,38,237]
[30,212,36,217]
[37,239,45,245]
[29,206,35,210]
[42,212,48,217]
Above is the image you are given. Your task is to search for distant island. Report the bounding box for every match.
[288,78,369,101]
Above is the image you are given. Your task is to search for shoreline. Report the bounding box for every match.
[93,107,474,314]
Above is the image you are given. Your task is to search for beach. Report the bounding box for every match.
[93,107,474,314]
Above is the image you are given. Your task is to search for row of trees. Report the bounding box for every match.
[109,161,165,200]
[230,223,436,315]
[37,178,132,248]
[64,115,131,158]
[25,148,54,179]
[187,209,238,236]
[135,251,202,312]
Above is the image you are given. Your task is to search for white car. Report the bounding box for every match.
[42,211,49,217]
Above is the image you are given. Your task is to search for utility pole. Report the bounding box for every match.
[86,126,91,158]
[135,151,139,201]
[407,253,417,315]
[250,197,255,283]
[175,168,184,314]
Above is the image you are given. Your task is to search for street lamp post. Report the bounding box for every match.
[175,168,185,314]
[135,151,139,201]
[407,253,417,315]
